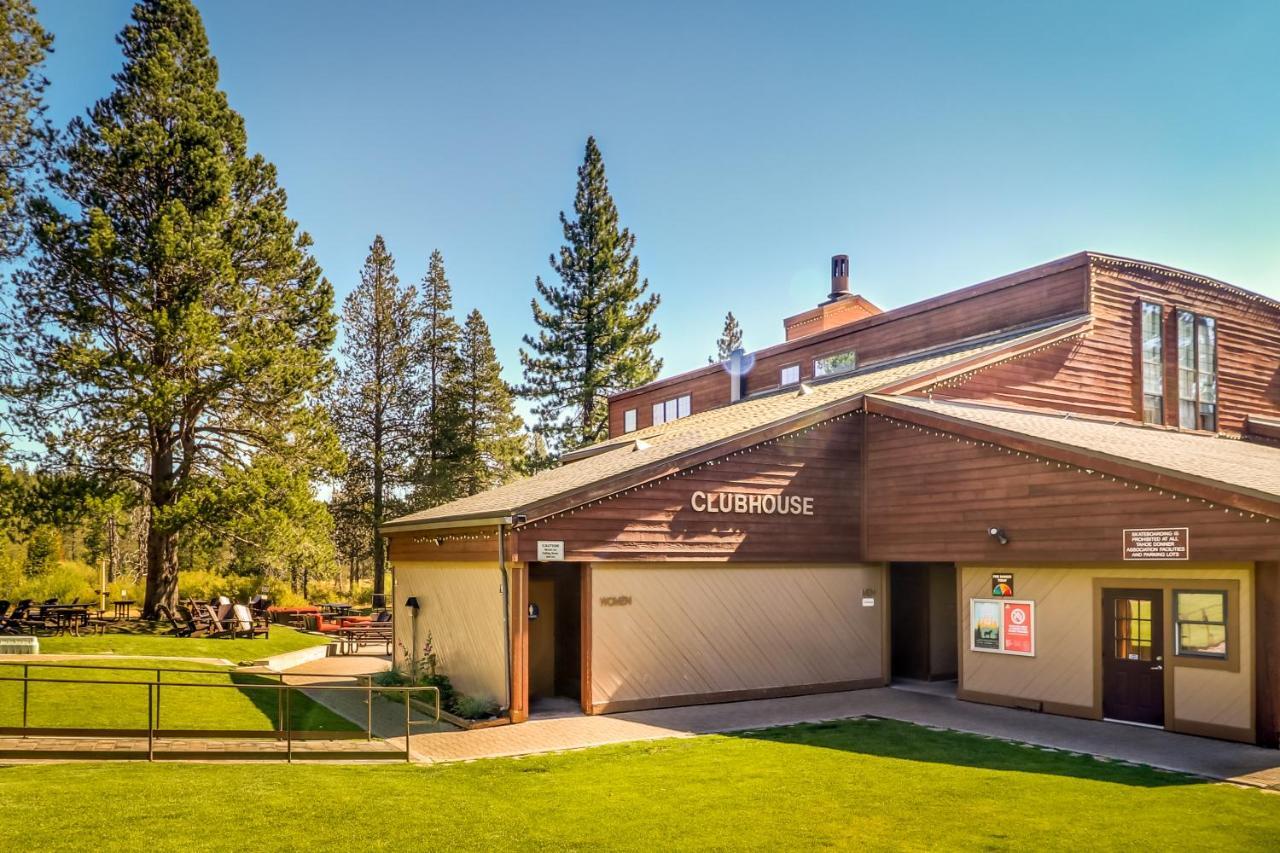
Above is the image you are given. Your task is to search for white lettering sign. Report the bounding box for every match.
[536,540,565,561]
[689,491,815,516]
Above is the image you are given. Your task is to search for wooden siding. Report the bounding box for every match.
[606,259,1090,437]
[516,416,861,562]
[589,563,885,709]
[937,260,1280,433]
[864,415,1280,563]
[386,526,510,564]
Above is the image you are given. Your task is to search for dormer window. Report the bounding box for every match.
[652,394,691,426]
[780,364,800,386]
[1177,311,1217,431]
[814,349,857,378]
[623,409,637,433]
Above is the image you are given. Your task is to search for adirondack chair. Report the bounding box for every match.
[231,603,270,639]
[0,599,30,634]
[199,603,238,639]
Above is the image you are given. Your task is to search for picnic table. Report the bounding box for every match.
[112,600,134,619]
[336,624,392,655]
[321,602,354,617]
[32,603,93,636]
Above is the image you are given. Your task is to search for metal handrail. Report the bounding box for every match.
[0,671,440,763]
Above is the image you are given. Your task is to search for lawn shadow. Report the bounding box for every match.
[727,717,1202,789]
[228,671,358,733]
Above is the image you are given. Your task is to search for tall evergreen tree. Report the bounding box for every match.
[410,249,465,507]
[455,309,524,496]
[519,136,661,453]
[0,0,52,262]
[329,235,421,600]
[0,0,337,617]
[710,311,743,363]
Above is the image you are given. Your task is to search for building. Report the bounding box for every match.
[381,251,1280,746]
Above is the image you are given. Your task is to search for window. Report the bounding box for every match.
[1140,302,1164,424]
[1174,590,1227,659]
[651,394,691,426]
[780,364,800,386]
[623,409,637,433]
[1177,310,1217,431]
[814,350,857,378]
[1112,597,1154,662]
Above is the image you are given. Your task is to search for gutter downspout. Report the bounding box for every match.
[498,521,512,715]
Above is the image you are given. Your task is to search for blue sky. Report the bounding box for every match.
[33,0,1280,395]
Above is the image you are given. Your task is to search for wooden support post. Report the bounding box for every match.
[509,562,529,723]
[1256,561,1280,747]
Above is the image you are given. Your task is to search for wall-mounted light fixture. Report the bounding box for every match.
[987,527,1010,546]
[405,596,421,611]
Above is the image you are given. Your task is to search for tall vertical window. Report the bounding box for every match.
[1140,302,1164,424]
[623,409,637,433]
[1177,310,1217,431]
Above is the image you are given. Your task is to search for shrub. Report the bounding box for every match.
[450,693,499,720]
[12,561,97,604]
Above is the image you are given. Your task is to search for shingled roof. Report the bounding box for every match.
[382,317,1089,531]
[867,395,1280,508]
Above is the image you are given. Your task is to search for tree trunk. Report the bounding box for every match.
[142,524,178,618]
[142,448,179,620]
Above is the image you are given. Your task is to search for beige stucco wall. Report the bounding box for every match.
[590,563,885,707]
[959,563,1253,735]
[392,561,506,705]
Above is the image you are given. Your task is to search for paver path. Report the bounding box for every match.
[0,734,402,761]
[400,686,1280,788]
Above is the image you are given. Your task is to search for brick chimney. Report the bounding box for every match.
[783,254,882,341]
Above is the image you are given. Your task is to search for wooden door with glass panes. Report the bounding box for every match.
[1101,589,1165,725]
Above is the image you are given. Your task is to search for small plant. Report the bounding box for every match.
[450,693,499,720]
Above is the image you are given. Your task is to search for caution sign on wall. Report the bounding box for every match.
[970,598,1036,657]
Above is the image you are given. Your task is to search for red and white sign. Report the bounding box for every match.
[1002,601,1034,654]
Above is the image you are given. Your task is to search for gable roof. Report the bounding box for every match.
[382,317,1089,531]
[866,395,1280,515]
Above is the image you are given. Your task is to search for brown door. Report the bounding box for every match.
[1101,589,1165,726]
[528,580,556,700]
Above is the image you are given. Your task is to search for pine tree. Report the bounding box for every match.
[710,311,744,362]
[519,136,661,453]
[410,249,465,507]
[0,0,52,261]
[329,235,421,600]
[0,0,337,617]
[455,309,525,496]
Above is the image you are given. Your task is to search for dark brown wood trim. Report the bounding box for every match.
[580,563,594,714]
[590,677,884,715]
[1168,718,1254,744]
[865,396,1280,519]
[508,563,529,724]
[957,688,1096,721]
[1256,561,1280,747]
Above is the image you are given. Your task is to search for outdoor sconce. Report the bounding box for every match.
[988,527,1010,546]
[405,596,421,611]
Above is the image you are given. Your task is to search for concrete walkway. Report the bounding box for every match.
[276,652,457,739]
[398,687,1280,788]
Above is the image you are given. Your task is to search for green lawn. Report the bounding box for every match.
[35,625,330,661]
[0,658,357,732]
[2,718,1277,851]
